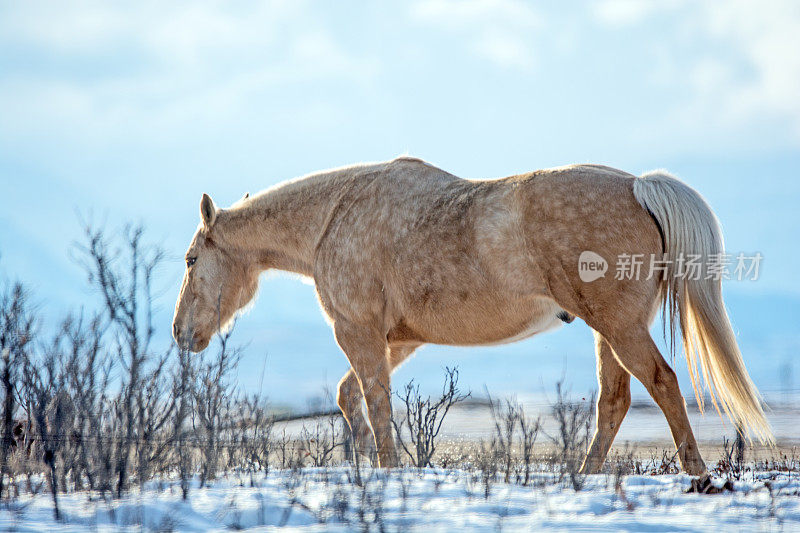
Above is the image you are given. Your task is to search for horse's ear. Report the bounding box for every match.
[200,193,217,228]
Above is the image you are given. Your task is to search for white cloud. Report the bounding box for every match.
[476,31,533,69]
[410,0,540,70]
[2,0,800,157]
[591,0,800,147]
[701,0,800,132]
[592,0,682,28]
[594,0,800,143]
[411,0,539,29]
[0,1,375,146]
[0,1,301,58]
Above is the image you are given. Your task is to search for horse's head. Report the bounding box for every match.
[172,194,259,352]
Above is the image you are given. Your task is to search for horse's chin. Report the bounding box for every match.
[189,334,211,353]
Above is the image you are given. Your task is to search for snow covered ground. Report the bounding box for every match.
[2,468,798,531]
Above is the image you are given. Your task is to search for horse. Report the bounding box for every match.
[172,156,772,474]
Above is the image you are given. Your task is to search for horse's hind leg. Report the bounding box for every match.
[603,325,706,475]
[580,332,631,474]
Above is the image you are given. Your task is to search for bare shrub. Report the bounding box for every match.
[608,445,637,511]
[134,353,178,488]
[58,314,113,493]
[391,367,470,467]
[233,394,275,478]
[173,343,194,500]
[276,429,303,470]
[644,448,681,475]
[0,283,35,499]
[19,335,70,520]
[716,428,747,481]
[734,421,745,475]
[517,404,541,486]
[78,223,168,496]
[606,445,641,478]
[0,225,267,507]
[300,415,343,468]
[193,327,240,486]
[487,395,517,483]
[474,439,500,499]
[486,395,541,485]
[547,381,594,491]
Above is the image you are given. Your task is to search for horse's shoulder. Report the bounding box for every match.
[327,157,460,196]
[389,155,437,168]
[386,156,462,186]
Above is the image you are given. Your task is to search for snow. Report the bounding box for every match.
[1,468,798,531]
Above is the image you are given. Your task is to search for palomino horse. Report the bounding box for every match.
[172,157,772,474]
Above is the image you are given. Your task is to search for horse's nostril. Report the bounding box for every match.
[172,322,180,339]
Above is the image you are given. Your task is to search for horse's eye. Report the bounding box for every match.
[186,257,197,268]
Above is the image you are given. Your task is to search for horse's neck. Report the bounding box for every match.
[218,171,348,277]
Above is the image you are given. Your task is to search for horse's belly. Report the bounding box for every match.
[391,297,566,346]
[473,312,564,346]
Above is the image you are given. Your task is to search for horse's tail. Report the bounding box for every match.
[632,170,773,444]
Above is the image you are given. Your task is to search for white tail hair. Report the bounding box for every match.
[633,170,773,444]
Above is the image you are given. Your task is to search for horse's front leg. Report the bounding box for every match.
[336,369,377,462]
[333,319,398,468]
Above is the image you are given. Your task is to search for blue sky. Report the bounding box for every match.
[1,1,799,406]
